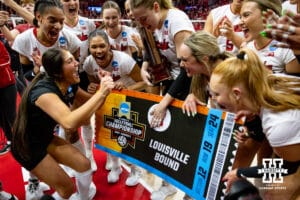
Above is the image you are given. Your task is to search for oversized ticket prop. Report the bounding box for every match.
[95,89,240,200]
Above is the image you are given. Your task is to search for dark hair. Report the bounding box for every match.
[12,48,66,160]
[33,0,63,27]
[42,48,65,80]
[88,29,110,45]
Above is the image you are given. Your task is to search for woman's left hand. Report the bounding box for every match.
[233,126,250,144]
[222,169,240,193]
[114,81,126,90]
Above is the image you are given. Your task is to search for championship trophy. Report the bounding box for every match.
[140,27,171,84]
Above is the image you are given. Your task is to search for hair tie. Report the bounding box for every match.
[40,66,47,75]
[236,51,247,60]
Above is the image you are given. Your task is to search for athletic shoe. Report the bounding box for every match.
[125,166,141,186]
[69,182,97,200]
[0,142,10,155]
[107,167,122,183]
[0,191,18,200]
[150,184,177,200]
[88,182,96,200]
[26,178,44,200]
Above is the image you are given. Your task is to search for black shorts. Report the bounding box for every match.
[11,140,51,171]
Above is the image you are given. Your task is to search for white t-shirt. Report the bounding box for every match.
[260,107,300,147]
[154,8,195,79]
[211,4,244,55]
[12,27,81,62]
[83,50,136,87]
[105,25,139,56]
[246,40,295,74]
[64,16,96,70]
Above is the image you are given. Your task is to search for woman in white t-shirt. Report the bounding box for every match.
[211,48,300,200]
[83,29,145,187]
[100,1,142,64]
[12,0,81,82]
[240,0,300,75]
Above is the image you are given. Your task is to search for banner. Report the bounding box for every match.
[95,89,241,200]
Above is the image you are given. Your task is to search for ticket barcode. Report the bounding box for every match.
[206,113,236,199]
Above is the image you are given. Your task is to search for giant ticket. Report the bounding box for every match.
[95,89,240,199]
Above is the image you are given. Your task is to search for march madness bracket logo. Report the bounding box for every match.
[258,158,288,183]
[104,102,146,148]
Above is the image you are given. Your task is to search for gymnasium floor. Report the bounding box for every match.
[0,147,186,200]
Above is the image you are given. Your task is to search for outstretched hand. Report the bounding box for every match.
[222,169,240,193]
[150,104,166,128]
[98,75,114,97]
[261,9,300,51]
[182,93,206,117]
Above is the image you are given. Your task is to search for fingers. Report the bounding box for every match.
[232,128,249,143]
[141,70,153,86]
[150,116,162,128]
[149,107,166,128]
[98,69,112,79]
[182,101,197,117]
[87,83,99,94]
[114,82,125,90]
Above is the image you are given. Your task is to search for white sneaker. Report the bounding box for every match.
[0,191,18,200]
[150,184,177,200]
[69,182,96,200]
[125,167,141,186]
[26,179,44,200]
[107,167,122,183]
[105,154,112,170]
[88,182,96,200]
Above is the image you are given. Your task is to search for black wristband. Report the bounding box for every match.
[0,23,6,27]
[236,166,263,178]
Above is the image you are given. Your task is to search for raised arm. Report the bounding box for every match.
[35,76,114,131]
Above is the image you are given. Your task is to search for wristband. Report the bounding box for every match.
[0,23,6,27]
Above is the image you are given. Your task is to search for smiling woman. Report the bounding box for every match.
[11,0,81,82]
[210,48,300,200]
[11,47,114,199]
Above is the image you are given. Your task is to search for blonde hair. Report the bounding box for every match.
[130,0,173,10]
[212,48,300,111]
[244,0,282,16]
[20,0,35,5]
[184,31,231,102]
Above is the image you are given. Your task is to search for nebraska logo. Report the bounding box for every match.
[258,158,288,183]
[104,102,146,148]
